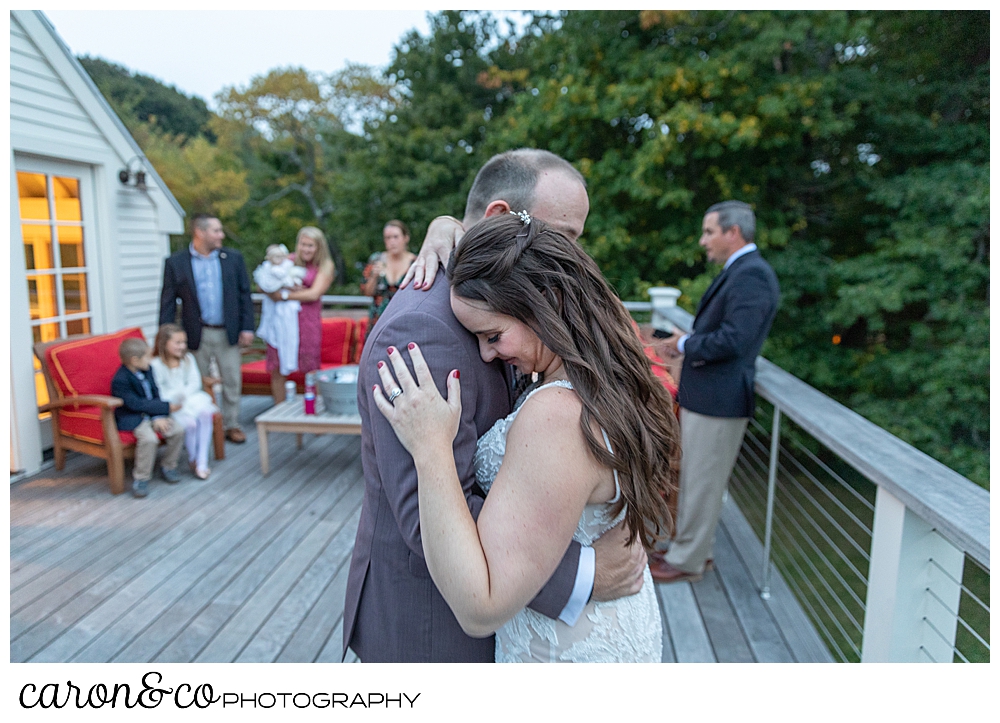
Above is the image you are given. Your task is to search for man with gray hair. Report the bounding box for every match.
[343,148,646,662]
[652,200,780,583]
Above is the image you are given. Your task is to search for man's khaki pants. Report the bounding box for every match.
[192,327,243,431]
[132,418,185,481]
[665,407,749,574]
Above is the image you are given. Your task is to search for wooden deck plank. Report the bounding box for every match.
[719,498,834,662]
[10,454,112,518]
[11,439,260,592]
[690,568,755,662]
[156,446,362,663]
[316,618,360,663]
[656,582,716,662]
[656,580,677,663]
[277,551,355,663]
[111,444,357,663]
[237,503,363,662]
[65,444,347,664]
[10,433,292,657]
[10,437,280,641]
[26,445,305,663]
[196,474,364,662]
[11,410,265,552]
[134,439,358,664]
[712,522,796,662]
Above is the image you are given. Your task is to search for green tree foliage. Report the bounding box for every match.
[130,124,249,233]
[213,66,395,279]
[478,9,987,485]
[79,55,213,139]
[332,11,531,280]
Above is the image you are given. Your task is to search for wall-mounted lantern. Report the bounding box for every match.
[118,156,148,191]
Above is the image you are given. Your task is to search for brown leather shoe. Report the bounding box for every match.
[648,551,710,584]
[225,428,247,444]
[649,550,713,570]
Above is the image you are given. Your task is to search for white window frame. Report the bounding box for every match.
[16,158,102,342]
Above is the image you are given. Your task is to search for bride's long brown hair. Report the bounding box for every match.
[449,214,680,547]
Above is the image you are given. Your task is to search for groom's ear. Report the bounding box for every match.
[482,200,512,218]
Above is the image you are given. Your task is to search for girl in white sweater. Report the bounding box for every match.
[150,324,219,480]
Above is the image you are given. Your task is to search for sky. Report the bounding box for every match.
[42,9,436,106]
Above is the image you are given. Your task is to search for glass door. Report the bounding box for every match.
[16,165,96,419]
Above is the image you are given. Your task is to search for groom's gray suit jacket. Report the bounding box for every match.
[343,269,582,662]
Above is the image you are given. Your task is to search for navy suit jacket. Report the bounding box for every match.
[158,247,254,351]
[678,249,780,418]
[110,366,170,432]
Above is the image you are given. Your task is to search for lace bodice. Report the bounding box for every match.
[473,379,663,663]
[475,380,626,545]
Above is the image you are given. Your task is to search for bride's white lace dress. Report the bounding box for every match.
[474,380,663,663]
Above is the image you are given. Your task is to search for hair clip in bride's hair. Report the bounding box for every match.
[510,209,532,226]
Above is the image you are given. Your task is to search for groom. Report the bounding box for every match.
[344,149,648,662]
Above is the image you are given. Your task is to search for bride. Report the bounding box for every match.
[373,212,680,662]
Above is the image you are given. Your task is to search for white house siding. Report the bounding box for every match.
[116,188,171,339]
[9,11,185,476]
[10,16,106,155]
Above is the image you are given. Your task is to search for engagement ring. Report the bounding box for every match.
[387,387,404,403]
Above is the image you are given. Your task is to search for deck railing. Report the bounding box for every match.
[250,293,373,309]
[634,291,990,663]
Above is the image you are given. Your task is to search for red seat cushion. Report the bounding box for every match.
[320,317,354,366]
[58,405,107,445]
[46,327,144,398]
[242,317,356,395]
[57,404,158,447]
[241,359,271,388]
[352,317,369,364]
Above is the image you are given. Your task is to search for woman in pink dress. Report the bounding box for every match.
[264,226,335,401]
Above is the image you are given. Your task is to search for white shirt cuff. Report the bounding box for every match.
[677,333,690,354]
[558,545,595,626]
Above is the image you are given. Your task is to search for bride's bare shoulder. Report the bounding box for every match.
[507,385,584,445]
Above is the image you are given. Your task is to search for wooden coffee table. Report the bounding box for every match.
[254,398,362,475]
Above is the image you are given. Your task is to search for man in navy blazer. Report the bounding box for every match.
[159,214,254,442]
[652,200,780,583]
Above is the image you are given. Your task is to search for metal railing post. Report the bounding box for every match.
[760,405,781,599]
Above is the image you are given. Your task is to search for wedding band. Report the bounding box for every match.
[387,387,404,403]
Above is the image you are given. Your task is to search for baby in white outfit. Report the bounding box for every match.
[254,244,307,376]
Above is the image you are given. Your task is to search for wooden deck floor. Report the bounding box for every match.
[11,396,831,663]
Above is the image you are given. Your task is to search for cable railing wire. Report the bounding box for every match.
[771,523,860,662]
[768,467,871,597]
[768,501,867,632]
[786,432,875,513]
[740,419,872,560]
[924,587,991,654]
[745,424,868,584]
[922,615,970,663]
[733,434,869,614]
[772,457,873,575]
[733,411,871,661]
[928,557,991,616]
[779,435,874,538]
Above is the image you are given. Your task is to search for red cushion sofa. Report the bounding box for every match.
[34,327,225,495]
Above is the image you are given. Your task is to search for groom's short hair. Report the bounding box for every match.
[464,149,586,223]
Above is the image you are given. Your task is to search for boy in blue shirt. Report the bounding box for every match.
[111,337,185,497]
